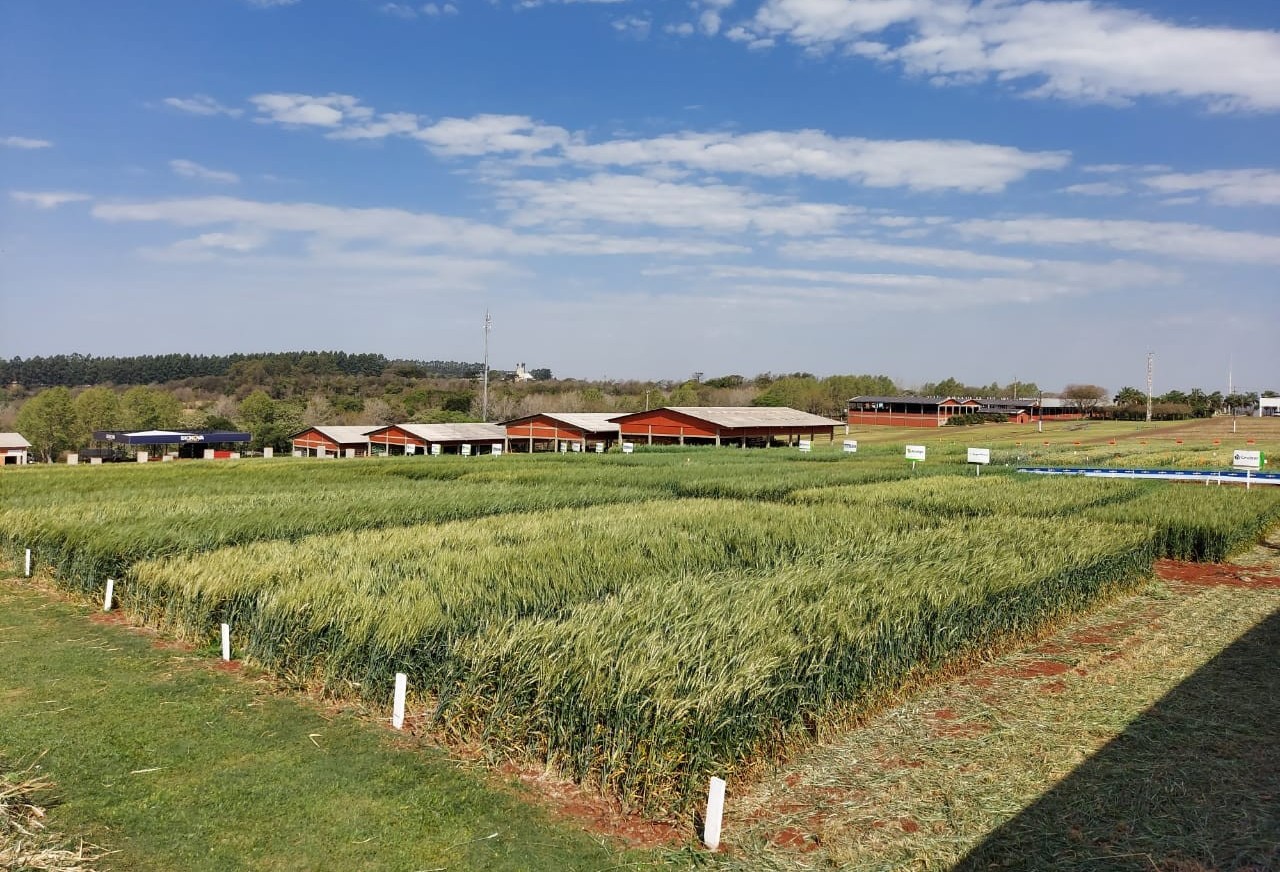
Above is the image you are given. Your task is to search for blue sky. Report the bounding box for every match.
[3,0,1278,393]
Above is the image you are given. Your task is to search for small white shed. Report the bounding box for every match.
[0,433,32,465]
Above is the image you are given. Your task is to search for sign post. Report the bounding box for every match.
[842,440,857,454]
[967,447,991,476]
[798,439,811,453]
[1233,449,1264,490]
[905,444,926,471]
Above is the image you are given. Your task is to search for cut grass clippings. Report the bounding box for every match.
[1,754,105,872]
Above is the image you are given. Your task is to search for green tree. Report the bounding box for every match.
[1113,386,1146,407]
[16,387,77,462]
[72,387,123,442]
[121,386,182,430]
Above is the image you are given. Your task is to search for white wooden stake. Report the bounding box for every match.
[24,548,32,577]
[221,623,231,661]
[103,578,115,611]
[703,776,726,851]
[392,672,407,730]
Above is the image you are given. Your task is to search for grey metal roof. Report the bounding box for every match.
[622,407,843,429]
[849,396,971,405]
[385,423,507,442]
[0,432,32,448]
[296,425,378,444]
[503,412,621,433]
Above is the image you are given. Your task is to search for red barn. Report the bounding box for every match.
[290,425,376,458]
[366,423,507,455]
[609,407,842,447]
[503,412,621,452]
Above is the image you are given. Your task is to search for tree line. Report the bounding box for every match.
[0,352,505,389]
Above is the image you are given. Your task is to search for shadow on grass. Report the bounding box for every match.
[956,608,1280,872]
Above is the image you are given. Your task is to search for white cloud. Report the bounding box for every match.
[422,3,459,15]
[414,114,572,156]
[223,94,1068,192]
[381,3,418,18]
[90,195,747,259]
[2,135,53,149]
[245,0,299,7]
[498,173,853,235]
[699,9,722,36]
[564,128,1069,192]
[742,0,1280,112]
[328,112,422,141]
[250,92,373,127]
[10,191,92,209]
[956,216,1280,265]
[666,22,696,37]
[163,95,244,118]
[1082,163,1171,174]
[170,159,240,184]
[1059,182,1128,196]
[1143,169,1280,206]
[612,16,652,39]
[690,257,1178,311]
[780,237,1036,271]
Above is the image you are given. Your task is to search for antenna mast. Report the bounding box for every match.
[1145,352,1153,424]
[482,309,491,422]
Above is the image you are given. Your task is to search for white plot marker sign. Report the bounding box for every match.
[103,579,115,611]
[906,444,926,470]
[24,548,32,577]
[797,439,812,453]
[843,440,858,454]
[392,672,407,730]
[221,623,231,661]
[703,776,726,850]
[967,447,991,475]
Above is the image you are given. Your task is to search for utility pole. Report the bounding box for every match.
[1145,352,1154,424]
[482,309,491,422]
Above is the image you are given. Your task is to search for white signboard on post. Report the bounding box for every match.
[491,445,502,457]
[798,439,811,453]
[622,442,635,454]
[1232,449,1263,470]
[842,440,857,453]
[461,443,472,457]
[431,443,442,456]
[595,442,605,454]
[967,448,991,465]
[905,445,927,461]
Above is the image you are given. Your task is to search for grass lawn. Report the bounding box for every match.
[0,577,668,871]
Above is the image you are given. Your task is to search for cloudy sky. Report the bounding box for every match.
[3,0,1278,392]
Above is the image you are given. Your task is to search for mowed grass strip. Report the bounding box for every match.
[0,580,650,872]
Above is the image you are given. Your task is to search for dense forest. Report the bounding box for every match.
[0,352,488,388]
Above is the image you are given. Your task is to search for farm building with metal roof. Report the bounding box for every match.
[1,432,31,465]
[609,407,842,447]
[502,412,621,453]
[290,425,378,458]
[847,396,1083,427]
[367,423,508,455]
